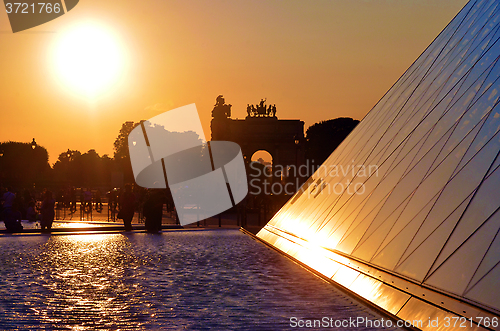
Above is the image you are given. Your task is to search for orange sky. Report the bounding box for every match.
[0,0,468,165]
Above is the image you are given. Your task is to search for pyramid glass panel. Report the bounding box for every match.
[431,163,500,271]
[424,211,500,296]
[466,210,500,292]
[257,0,500,322]
[396,193,474,270]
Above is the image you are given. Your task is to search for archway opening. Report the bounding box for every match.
[248,150,274,196]
[251,150,272,167]
[250,150,273,179]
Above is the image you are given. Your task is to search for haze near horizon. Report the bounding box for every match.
[0,0,468,164]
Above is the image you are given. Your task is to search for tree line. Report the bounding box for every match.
[0,118,358,192]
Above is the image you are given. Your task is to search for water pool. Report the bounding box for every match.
[0,229,401,330]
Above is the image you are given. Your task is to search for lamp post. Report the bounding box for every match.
[0,149,3,185]
[31,138,36,189]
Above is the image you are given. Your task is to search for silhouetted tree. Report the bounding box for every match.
[78,150,108,187]
[114,121,139,160]
[52,149,115,188]
[305,117,359,166]
[114,121,140,183]
[52,149,81,186]
[0,141,51,189]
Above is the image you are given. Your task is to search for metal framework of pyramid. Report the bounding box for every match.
[257,0,500,328]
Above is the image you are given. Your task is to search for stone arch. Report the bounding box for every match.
[211,116,307,188]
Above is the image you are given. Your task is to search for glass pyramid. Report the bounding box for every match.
[257,0,500,325]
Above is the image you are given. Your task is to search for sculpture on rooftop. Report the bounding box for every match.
[246,99,277,118]
[211,95,232,119]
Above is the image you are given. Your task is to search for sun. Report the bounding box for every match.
[52,23,127,98]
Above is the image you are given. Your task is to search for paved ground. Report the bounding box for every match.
[183,212,266,234]
[1,204,268,235]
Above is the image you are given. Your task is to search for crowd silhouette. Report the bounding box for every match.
[0,184,179,233]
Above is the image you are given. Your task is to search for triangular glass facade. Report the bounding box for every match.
[257,0,500,323]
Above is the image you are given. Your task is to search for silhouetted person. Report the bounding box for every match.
[26,201,37,222]
[108,188,119,220]
[22,189,34,218]
[40,190,55,232]
[79,189,85,210]
[272,105,276,117]
[70,186,77,213]
[2,187,16,209]
[94,189,103,212]
[1,187,14,225]
[2,199,23,233]
[247,104,251,117]
[0,187,4,216]
[119,184,135,231]
[83,188,92,211]
[143,190,163,233]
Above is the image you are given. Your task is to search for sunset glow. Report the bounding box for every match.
[0,0,468,164]
[52,23,126,98]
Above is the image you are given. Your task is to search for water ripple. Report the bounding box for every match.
[0,230,401,330]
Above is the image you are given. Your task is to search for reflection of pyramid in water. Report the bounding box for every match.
[258,0,500,326]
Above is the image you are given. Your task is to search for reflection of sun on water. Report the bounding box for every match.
[31,234,142,326]
[66,233,111,244]
[51,23,127,99]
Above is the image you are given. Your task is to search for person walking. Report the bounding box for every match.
[143,190,163,233]
[119,184,136,231]
[40,190,55,232]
